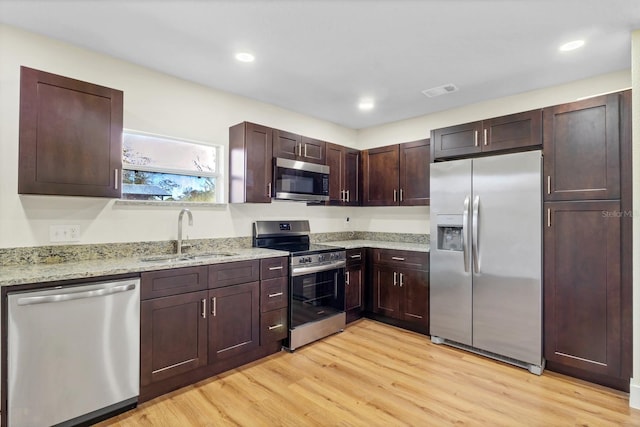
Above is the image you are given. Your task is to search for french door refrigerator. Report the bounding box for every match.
[430,150,543,374]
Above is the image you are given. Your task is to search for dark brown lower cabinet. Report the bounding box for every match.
[208,281,260,363]
[369,249,429,334]
[544,200,628,390]
[140,290,208,387]
[345,249,365,323]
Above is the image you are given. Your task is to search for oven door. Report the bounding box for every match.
[273,157,329,202]
[289,266,345,329]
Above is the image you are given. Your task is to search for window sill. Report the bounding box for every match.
[114,200,227,208]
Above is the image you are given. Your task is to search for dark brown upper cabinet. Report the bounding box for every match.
[325,142,360,206]
[431,110,542,160]
[229,122,273,203]
[18,66,123,197]
[362,139,430,206]
[273,129,326,164]
[543,93,621,201]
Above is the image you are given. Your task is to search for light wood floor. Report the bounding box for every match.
[98,319,640,426]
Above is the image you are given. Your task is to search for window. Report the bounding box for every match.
[122,131,223,203]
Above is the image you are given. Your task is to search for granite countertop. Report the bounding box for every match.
[324,240,430,253]
[0,239,429,288]
[0,248,289,288]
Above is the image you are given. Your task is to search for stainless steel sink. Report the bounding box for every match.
[140,252,238,263]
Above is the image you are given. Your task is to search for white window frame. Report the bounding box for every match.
[121,129,224,204]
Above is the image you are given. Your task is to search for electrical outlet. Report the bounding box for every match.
[49,225,81,242]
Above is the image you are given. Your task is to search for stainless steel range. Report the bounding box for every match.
[253,220,346,351]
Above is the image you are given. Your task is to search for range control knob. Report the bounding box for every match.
[318,254,325,262]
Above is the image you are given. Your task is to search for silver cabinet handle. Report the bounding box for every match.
[474,130,479,147]
[350,254,362,259]
[268,324,283,331]
[211,296,217,316]
[400,188,403,202]
[346,190,350,202]
[547,176,551,195]
[17,283,135,306]
[268,292,283,298]
[201,298,206,319]
[345,271,350,285]
[547,208,551,228]
[268,266,283,271]
[462,195,470,273]
[399,273,404,287]
[483,128,488,146]
[391,256,405,261]
[267,182,272,198]
[393,189,397,202]
[114,169,119,190]
[472,195,480,274]
[393,271,398,286]
[304,143,308,158]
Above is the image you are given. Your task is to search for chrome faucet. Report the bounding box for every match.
[177,208,193,256]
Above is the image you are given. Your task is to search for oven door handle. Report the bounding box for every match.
[291,260,346,277]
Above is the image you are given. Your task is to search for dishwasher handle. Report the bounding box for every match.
[17,283,137,306]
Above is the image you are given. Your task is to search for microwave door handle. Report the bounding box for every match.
[462,195,470,273]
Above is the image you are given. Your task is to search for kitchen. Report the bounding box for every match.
[1,0,640,425]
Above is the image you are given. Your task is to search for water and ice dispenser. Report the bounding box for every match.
[436,215,463,252]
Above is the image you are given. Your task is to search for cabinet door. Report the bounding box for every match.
[325,143,344,204]
[273,129,301,161]
[543,94,621,201]
[343,147,360,206]
[483,110,542,152]
[18,66,123,197]
[371,264,401,318]
[400,268,429,329]
[399,139,430,206]
[345,262,364,323]
[140,290,208,386]
[544,201,621,377]
[228,122,273,203]
[432,121,482,160]
[362,145,399,206]
[301,136,326,164]
[208,281,260,363]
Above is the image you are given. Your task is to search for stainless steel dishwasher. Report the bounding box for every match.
[7,278,140,427]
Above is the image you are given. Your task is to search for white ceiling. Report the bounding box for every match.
[1,0,639,129]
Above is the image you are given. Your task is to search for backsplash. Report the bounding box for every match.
[0,232,428,266]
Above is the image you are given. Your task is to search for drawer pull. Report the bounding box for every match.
[391,257,405,261]
[268,266,284,271]
[268,323,283,330]
[350,254,362,259]
[268,292,284,298]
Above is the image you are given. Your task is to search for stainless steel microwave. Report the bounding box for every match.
[272,157,329,202]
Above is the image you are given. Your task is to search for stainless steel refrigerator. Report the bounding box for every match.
[429,150,543,374]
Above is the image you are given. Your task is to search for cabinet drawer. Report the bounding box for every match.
[260,257,289,279]
[209,260,260,289]
[261,276,288,312]
[141,266,208,300]
[371,249,429,270]
[346,248,364,265]
[261,308,288,343]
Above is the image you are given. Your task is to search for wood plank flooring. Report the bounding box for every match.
[97,319,640,426]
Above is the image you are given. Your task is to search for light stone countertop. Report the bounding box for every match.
[0,248,289,288]
[323,240,430,253]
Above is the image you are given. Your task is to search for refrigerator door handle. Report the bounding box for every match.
[472,195,480,273]
[462,195,470,272]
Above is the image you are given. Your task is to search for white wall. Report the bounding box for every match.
[0,24,632,249]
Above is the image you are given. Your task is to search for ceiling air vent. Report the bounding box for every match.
[422,83,459,98]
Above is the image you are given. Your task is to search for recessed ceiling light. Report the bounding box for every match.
[358,99,375,111]
[235,52,255,62]
[559,40,585,52]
